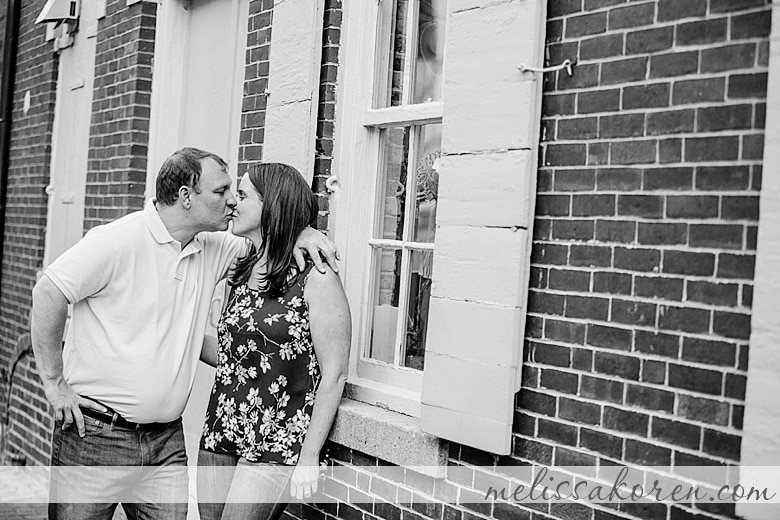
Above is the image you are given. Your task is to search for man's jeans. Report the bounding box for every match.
[48,414,188,520]
[197,450,293,520]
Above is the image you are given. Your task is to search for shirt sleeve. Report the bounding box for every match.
[44,227,118,304]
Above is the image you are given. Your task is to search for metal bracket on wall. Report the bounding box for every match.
[518,58,575,76]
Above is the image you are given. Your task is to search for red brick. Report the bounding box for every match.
[635,275,684,301]
[713,311,751,340]
[597,168,642,191]
[593,271,633,295]
[672,78,725,105]
[650,51,699,79]
[728,73,768,98]
[685,136,740,162]
[545,144,587,166]
[626,385,675,413]
[658,0,706,21]
[700,43,757,74]
[545,319,587,344]
[625,440,671,465]
[659,305,710,334]
[721,195,759,221]
[549,0,584,18]
[594,351,640,380]
[608,3,655,30]
[601,57,648,85]
[623,83,670,109]
[604,406,649,436]
[666,196,719,219]
[599,114,645,138]
[696,104,753,132]
[557,117,598,140]
[650,418,700,450]
[717,253,755,279]
[681,337,737,366]
[580,428,623,459]
[549,268,591,291]
[611,299,657,327]
[554,169,596,191]
[618,195,664,218]
[540,369,578,395]
[686,281,739,307]
[731,11,771,40]
[580,375,624,404]
[571,194,615,216]
[565,12,607,38]
[587,323,632,351]
[560,397,602,425]
[595,220,636,243]
[614,247,661,272]
[689,224,743,249]
[678,395,730,425]
[577,89,621,114]
[710,0,767,12]
[611,140,657,164]
[702,430,741,461]
[626,27,674,55]
[647,109,695,135]
[580,34,624,60]
[677,19,728,46]
[638,222,687,245]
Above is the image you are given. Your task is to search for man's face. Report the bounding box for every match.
[188,157,236,232]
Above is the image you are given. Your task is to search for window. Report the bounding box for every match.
[335,0,545,453]
[335,0,447,408]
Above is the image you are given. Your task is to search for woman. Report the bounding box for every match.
[197,163,351,520]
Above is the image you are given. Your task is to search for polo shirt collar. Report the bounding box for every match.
[143,199,203,255]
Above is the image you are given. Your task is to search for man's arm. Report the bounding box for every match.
[31,275,105,437]
[293,227,340,274]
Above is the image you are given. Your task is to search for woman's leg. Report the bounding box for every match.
[221,460,294,520]
[197,450,240,520]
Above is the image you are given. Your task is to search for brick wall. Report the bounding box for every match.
[523,0,768,519]
[237,0,273,176]
[0,0,57,465]
[84,0,156,230]
[311,0,341,231]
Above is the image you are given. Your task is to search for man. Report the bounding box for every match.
[31,148,337,519]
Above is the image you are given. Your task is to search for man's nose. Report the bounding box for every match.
[226,191,237,208]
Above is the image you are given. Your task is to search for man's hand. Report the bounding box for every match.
[293,227,340,274]
[43,377,107,438]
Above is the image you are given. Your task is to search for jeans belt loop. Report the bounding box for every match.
[110,412,118,431]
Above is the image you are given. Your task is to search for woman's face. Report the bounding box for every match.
[230,173,264,242]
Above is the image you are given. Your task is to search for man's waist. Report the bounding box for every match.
[80,406,181,431]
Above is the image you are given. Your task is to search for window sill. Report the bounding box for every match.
[328,398,448,478]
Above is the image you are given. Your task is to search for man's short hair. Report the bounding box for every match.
[155,147,228,205]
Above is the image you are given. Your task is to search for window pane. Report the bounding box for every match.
[377,126,410,240]
[412,123,441,243]
[412,0,447,104]
[403,249,432,369]
[387,0,410,107]
[368,247,402,363]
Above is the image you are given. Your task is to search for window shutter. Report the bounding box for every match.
[419,0,547,455]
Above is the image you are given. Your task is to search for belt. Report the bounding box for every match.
[80,406,175,431]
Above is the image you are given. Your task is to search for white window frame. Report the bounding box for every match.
[332,0,444,416]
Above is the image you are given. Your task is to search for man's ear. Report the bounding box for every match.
[178,185,192,209]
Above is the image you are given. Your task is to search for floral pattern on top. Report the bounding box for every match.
[200,265,320,464]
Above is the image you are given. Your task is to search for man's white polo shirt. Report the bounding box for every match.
[45,200,245,423]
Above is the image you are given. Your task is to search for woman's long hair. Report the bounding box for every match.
[229,163,319,296]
